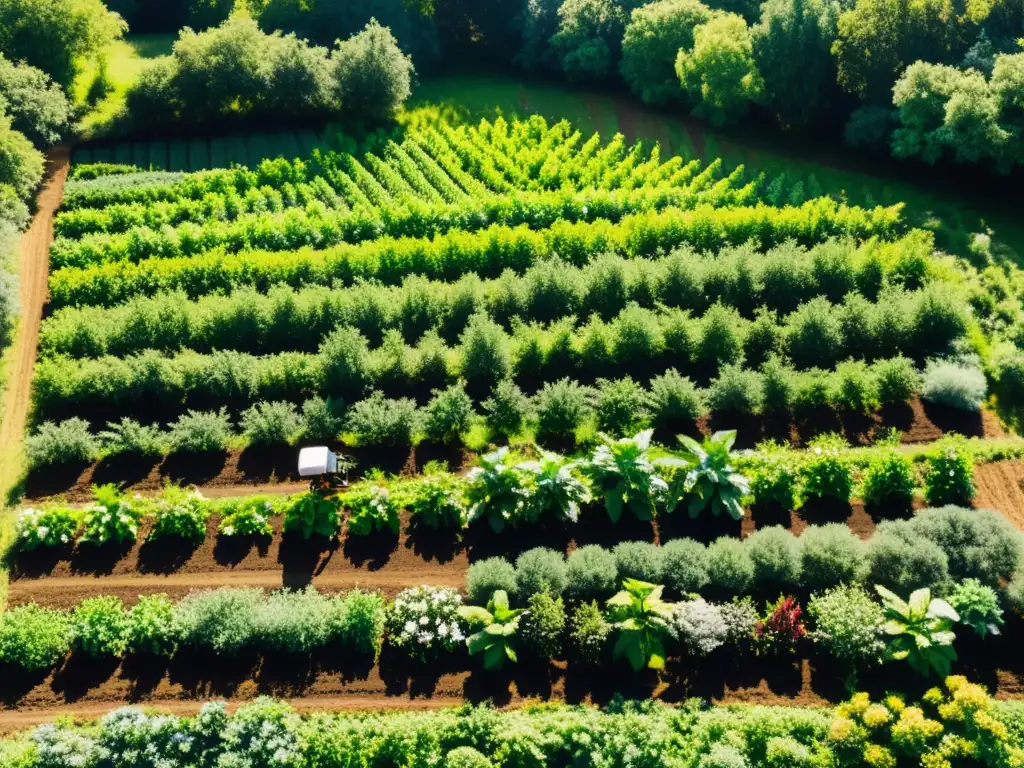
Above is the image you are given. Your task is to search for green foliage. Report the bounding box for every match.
[865,522,950,594]
[613,541,666,583]
[584,429,667,522]
[924,439,976,506]
[172,587,262,654]
[168,409,233,453]
[861,449,916,512]
[99,417,167,457]
[707,536,755,592]
[407,471,467,530]
[332,19,413,122]
[80,484,143,546]
[218,497,275,538]
[0,604,71,670]
[255,587,335,654]
[347,391,419,447]
[71,596,129,657]
[126,593,177,656]
[458,590,523,670]
[908,505,1022,586]
[533,378,593,441]
[874,355,921,406]
[799,523,866,591]
[746,525,802,586]
[300,397,345,441]
[25,418,99,469]
[465,448,529,533]
[149,487,209,543]
[344,485,400,537]
[606,579,676,671]
[707,364,763,416]
[566,544,619,602]
[520,591,566,660]
[676,13,764,126]
[458,313,511,393]
[668,430,750,520]
[807,585,885,668]
[0,53,70,146]
[551,0,628,82]
[517,451,591,525]
[648,369,704,433]
[749,443,799,511]
[241,401,301,446]
[446,747,494,768]
[661,538,711,596]
[569,599,610,663]
[594,376,649,436]
[14,506,80,550]
[876,585,959,678]
[946,578,1003,638]
[423,382,474,443]
[387,585,465,658]
[482,379,530,438]
[799,439,853,506]
[467,557,518,606]
[282,492,341,539]
[921,359,987,411]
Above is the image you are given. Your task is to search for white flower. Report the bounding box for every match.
[419,615,429,626]
[36,526,49,540]
[950,470,955,477]
[60,534,69,544]
[404,620,417,634]
[222,525,235,537]
[437,623,450,637]
[813,447,822,455]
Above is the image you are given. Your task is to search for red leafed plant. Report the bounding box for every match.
[755,596,806,654]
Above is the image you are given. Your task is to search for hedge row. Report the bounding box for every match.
[47,201,905,309]
[39,235,937,358]
[3,682,1022,768]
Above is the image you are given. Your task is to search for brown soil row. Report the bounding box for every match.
[974,460,1024,530]
[20,398,1002,505]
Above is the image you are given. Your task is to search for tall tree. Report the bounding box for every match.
[620,0,712,105]
[551,0,628,81]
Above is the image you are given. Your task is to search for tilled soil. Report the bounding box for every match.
[975,460,1024,529]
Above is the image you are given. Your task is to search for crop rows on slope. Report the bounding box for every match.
[47,202,903,309]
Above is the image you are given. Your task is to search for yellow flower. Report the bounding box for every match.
[864,744,896,768]
[923,687,945,707]
[884,695,906,714]
[863,705,892,729]
[936,734,975,759]
[843,692,872,717]
[829,717,857,743]
[920,753,952,768]
[892,707,943,750]
[973,711,1008,740]
[945,675,968,693]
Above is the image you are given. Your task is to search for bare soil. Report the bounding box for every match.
[975,460,1024,529]
[0,148,69,497]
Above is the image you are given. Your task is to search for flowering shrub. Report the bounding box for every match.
[748,442,799,511]
[218,497,275,538]
[670,599,729,656]
[80,485,144,546]
[799,439,853,506]
[220,697,304,768]
[14,506,80,550]
[344,485,400,536]
[924,439,975,506]
[149,487,209,542]
[386,586,466,659]
[755,596,806,655]
[807,585,885,670]
[407,472,467,530]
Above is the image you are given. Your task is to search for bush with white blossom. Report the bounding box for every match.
[14,506,80,551]
[218,697,304,768]
[670,599,729,656]
[218,496,276,538]
[386,586,466,659]
[80,484,144,546]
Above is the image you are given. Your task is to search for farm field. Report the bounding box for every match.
[6,93,1024,742]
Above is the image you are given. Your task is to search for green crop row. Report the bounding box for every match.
[47,201,905,310]
[38,235,935,359]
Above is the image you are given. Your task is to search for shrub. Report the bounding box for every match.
[515,547,568,599]
[923,440,975,507]
[706,537,755,592]
[661,538,710,596]
[0,604,71,670]
[255,588,333,654]
[807,585,884,669]
[699,745,749,768]
[458,313,511,393]
[241,401,301,446]
[534,378,593,441]
[865,524,950,594]
[874,356,920,406]
[565,545,619,602]
[447,747,494,768]
[422,382,474,443]
[745,526,801,587]
[71,596,129,657]
[594,376,649,436]
[719,598,758,647]
[799,439,853,507]
[613,541,665,583]
[465,448,531,532]
[569,600,610,664]
[669,430,750,520]
[387,586,465,659]
[908,506,1022,586]
[467,557,518,605]
[707,364,763,416]
[760,355,797,414]
[333,590,386,660]
[407,472,467,530]
[98,417,166,457]
[168,409,233,453]
[749,443,799,511]
[149,487,208,543]
[218,497,275,538]
[861,449,916,513]
[947,578,1003,638]
[584,429,667,522]
[25,418,99,469]
[621,0,712,105]
[671,598,728,655]
[347,391,419,447]
[799,523,865,591]
[648,368,704,432]
[482,379,530,438]
[282,492,341,539]
[0,112,44,199]
[300,397,345,441]
[921,359,987,411]
[14,506,79,550]
[173,588,262,654]
[754,596,807,655]
[345,485,400,537]
[319,326,370,398]
[830,359,878,413]
[126,594,177,656]
[80,484,143,546]
[0,54,70,145]
[332,20,413,122]
[520,591,566,660]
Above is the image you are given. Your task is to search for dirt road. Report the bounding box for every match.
[0,148,70,498]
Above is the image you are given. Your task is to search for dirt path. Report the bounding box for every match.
[0,148,70,498]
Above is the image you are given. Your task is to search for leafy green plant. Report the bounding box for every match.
[345,485,400,536]
[667,430,750,520]
[241,401,302,446]
[71,596,130,657]
[799,438,853,507]
[482,379,530,438]
[149,487,209,543]
[583,430,668,523]
[517,451,591,525]
[79,484,143,546]
[861,449,916,512]
[946,578,1003,638]
[570,600,611,664]
[605,579,676,671]
[282,492,341,539]
[14,506,80,551]
[748,442,798,511]
[422,382,475,443]
[126,594,177,657]
[218,497,276,538]
[0,604,72,670]
[465,448,530,533]
[99,417,166,457]
[24,418,99,469]
[807,585,885,671]
[924,439,975,506]
[458,590,523,670]
[172,588,262,655]
[520,591,566,660]
[387,586,465,660]
[407,472,467,530]
[168,409,234,453]
[876,585,959,678]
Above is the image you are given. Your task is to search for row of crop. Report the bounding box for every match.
[31,296,966,424]
[46,201,906,309]
[38,235,936,358]
[3,680,1021,768]
[47,176,772,271]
